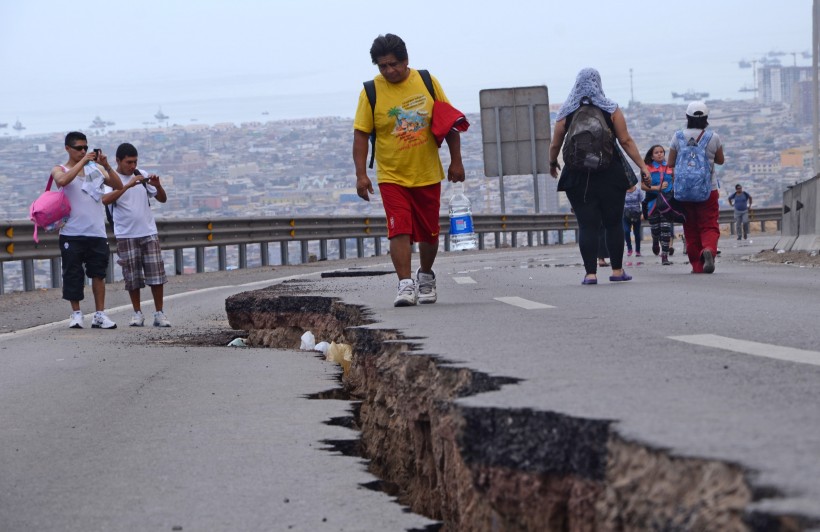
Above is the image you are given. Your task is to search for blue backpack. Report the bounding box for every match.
[672,129,714,202]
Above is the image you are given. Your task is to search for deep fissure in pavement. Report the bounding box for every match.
[224,285,812,531]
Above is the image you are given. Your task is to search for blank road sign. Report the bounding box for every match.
[479,86,551,177]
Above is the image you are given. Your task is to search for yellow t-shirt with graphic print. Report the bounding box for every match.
[353,69,450,188]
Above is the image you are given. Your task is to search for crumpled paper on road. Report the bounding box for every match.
[299,331,315,351]
[325,341,352,375]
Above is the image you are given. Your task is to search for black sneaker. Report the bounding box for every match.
[702,250,715,274]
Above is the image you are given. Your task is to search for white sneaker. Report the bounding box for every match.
[393,279,418,307]
[416,268,437,304]
[92,311,117,329]
[130,311,145,327]
[68,312,84,329]
[153,311,171,327]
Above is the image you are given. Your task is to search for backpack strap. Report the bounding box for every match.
[362,69,436,170]
[418,69,436,101]
[363,80,377,169]
[47,165,68,191]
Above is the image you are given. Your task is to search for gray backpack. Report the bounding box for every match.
[562,97,614,172]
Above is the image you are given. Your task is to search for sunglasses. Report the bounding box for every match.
[69,145,89,151]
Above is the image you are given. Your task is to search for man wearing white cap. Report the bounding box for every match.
[667,101,725,273]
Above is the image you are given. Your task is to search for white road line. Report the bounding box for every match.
[453,276,477,284]
[493,297,555,310]
[669,334,820,367]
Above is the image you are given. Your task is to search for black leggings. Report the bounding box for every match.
[565,178,627,274]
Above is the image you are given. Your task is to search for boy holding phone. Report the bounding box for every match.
[102,142,171,327]
[54,132,124,329]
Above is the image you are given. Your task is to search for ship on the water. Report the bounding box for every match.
[13,120,25,131]
[89,116,115,129]
[155,107,169,121]
[671,90,710,101]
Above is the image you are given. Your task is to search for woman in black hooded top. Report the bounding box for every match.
[549,68,650,285]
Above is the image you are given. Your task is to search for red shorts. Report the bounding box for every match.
[379,182,441,245]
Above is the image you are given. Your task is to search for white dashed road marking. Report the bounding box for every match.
[453,276,477,284]
[493,297,555,310]
[669,334,820,367]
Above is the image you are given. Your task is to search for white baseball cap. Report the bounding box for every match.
[686,101,709,117]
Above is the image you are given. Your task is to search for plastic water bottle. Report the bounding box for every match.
[448,182,478,251]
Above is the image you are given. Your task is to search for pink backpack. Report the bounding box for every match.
[29,174,71,243]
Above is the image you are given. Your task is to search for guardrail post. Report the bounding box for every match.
[0,262,4,295]
[511,232,518,248]
[478,233,485,250]
[356,237,364,258]
[300,241,309,264]
[373,237,381,256]
[218,246,227,271]
[23,259,35,291]
[527,231,534,247]
[51,257,62,288]
[280,242,289,265]
[320,239,328,261]
[494,232,501,249]
[239,244,247,269]
[174,249,184,275]
[730,221,736,236]
[195,247,205,273]
[338,239,346,259]
[260,243,269,266]
[558,230,564,245]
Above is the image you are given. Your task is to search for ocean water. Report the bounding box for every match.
[1,90,358,138]
[0,58,803,138]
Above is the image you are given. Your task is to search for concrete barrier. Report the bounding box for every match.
[775,174,820,251]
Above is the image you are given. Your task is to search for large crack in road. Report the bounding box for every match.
[220,282,814,531]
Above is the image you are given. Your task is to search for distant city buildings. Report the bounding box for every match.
[757,65,812,106]
[0,98,816,224]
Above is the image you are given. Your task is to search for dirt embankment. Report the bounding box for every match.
[752,250,820,267]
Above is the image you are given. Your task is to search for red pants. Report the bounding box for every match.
[681,189,720,273]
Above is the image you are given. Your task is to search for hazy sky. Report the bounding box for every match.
[0,0,813,127]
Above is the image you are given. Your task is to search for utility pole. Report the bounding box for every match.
[814,0,819,175]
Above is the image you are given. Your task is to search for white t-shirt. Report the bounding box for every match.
[58,164,107,238]
[669,128,723,190]
[105,169,159,238]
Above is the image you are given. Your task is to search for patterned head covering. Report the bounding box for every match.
[556,68,618,121]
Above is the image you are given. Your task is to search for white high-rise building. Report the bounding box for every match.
[758,65,812,105]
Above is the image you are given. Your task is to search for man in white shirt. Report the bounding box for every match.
[102,143,171,327]
[54,131,123,329]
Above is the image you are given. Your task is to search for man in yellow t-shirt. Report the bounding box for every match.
[352,33,465,308]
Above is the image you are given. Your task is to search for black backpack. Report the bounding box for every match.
[363,69,435,169]
[562,97,614,173]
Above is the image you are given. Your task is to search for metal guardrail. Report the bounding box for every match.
[0,207,782,293]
